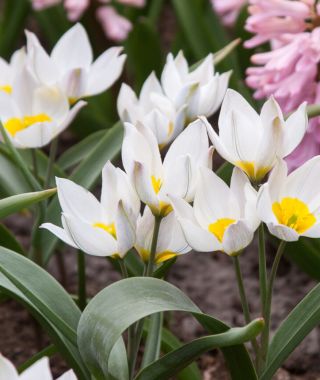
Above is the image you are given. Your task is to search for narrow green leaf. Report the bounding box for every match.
[78,277,258,380]
[261,283,320,380]
[18,345,57,373]
[0,188,56,219]
[136,319,264,380]
[0,224,25,255]
[0,248,90,379]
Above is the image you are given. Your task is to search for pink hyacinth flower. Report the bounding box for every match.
[64,0,90,21]
[117,0,145,7]
[96,6,132,42]
[211,0,247,26]
[245,0,312,48]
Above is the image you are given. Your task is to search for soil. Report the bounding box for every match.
[1,210,320,379]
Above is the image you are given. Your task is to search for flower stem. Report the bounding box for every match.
[258,224,268,314]
[44,137,58,189]
[128,215,162,379]
[233,256,260,358]
[77,251,86,311]
[260,240,286,367]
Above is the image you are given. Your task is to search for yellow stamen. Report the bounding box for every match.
[235,161,270,182]
[168,121,174,137]
[151,175,162,194]
[137,248,177,264]
[0,85,12,94]
[93,222,117,239]
[4,113,52,136]
[208,218,235,242]
[272,197,316,234]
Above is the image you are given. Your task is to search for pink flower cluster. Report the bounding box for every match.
[31,0,145,41]
[244,0,320,169]
[211,0,247,26]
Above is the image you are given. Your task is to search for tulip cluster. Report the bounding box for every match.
[0,23,125,148]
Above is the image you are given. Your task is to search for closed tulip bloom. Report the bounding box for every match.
[41,161,140,258]
[170,167,259,256]
[117,72,186,147]
[0,48,26,95]
[0,68,85,148]
[257,157,320,242]
[26,23,126,102]
[122,119,213,216]
[203,89,308,182]
[161,51,231,121]
[0,354,77,379]
[135,206,190,264]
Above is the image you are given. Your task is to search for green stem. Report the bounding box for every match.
[44,137,58,189]
[128,215,162,379]
[119,259,129,279]
[141,312,163,368]
[260,240,286,369]
[233,256,260,358]
[258,224,268,315]
[77,251,87,311]
[31,150,39,182]
[148,0,164,24]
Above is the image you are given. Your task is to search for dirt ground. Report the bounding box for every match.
[1,211,320,379]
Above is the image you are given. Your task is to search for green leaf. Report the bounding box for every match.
[78,277,259,380]
[0,188,56,219]
[0,248,90,379]
[42,122,124,264]
[141,313,163,368]
[136,319,263,380]
[124,18,163,91]
[57,130,105,171]
[0,224,25,255]
[261,283,320,380]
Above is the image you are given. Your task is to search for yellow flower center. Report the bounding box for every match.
[4,114,52,136]
[235,161,270,182]
[151,175,162,194]
[93,222,117,239]
[272,197,316,234]
[0,85,12,94]
[138,248,177,264]
[208,218,235,242]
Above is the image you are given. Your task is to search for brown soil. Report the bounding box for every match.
[1,211,320,379]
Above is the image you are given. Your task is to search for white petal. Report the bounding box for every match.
[40,222,77,248]
[51,23,93,71]
[86,47,126,96]
[280,102,308,157]
[14,121,61,148]
[260,96,283,128]
[56,177,101,222]
[115,201,136,257]
[57,369,77,380]
[117,83,139,121]
[116,167,140,219]
[178,217,221,252]
[139,71,163,109]
[188,54,214,83]
[20,357,52,380]
[101,161,119,220]
[135,206,153,253]
[266,222,299,242]
[58,100,86,131]
[169,194,196,222]
[257,184,278,224]
[63,214,117,256]
[223,220,254,255]
[267,158,288,201]
[161,53,183,102]
[33,85,69,120]
[133,161,159,212]
[0,354,19,380]
[302,222,320,238]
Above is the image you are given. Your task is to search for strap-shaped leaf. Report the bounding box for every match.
[261,283,320,380]
[0,188,56,219]
[136,319,264,380]
[0,224,25,254]
[0,248,90,380]
[78,277,259,380]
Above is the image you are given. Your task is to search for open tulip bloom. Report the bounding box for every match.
[171,167,259,256]
[0,48,26,95]
[203,89,308,183]
[0,67,85,148]
[135,206,191,264]
[122,119,213,217]
[26,23,126,102]
[257,157,320,242]
[0,354,76,379]
[41,161,140,258]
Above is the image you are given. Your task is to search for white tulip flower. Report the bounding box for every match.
[122,119,213,217]
[135,206,191,264]
[117,72,186,148]
[41,161,140,258]
[0,67,85,148]
[0,354,77,379]
[203,89,308,182]
[170,167,259,256]
[161,51,231,121]
[26,23,126,102]
[257,157,320,242]
[0,48,26,95]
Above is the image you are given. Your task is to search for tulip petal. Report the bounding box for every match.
[115,201,136,257]
[223,220,254,255]
[20,357,52,380]
[266,222,299,242]
[57,370,77,380]
[117,83,139,121]
[40,222,77,248]
[0,354,19,380]
[302,222,320,238]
